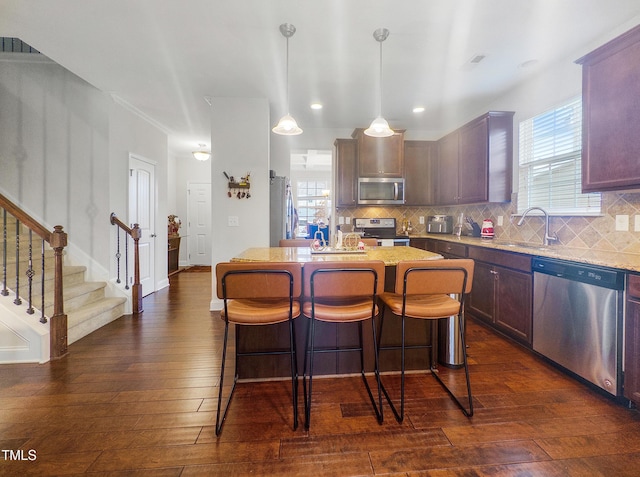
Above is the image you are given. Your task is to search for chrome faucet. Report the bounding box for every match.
[516,207,558,246]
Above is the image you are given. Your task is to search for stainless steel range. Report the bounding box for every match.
[354,218,409,246]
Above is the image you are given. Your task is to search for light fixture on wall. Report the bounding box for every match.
[192,144,211,161]
[364,28,394,138]
[272,23,303,136]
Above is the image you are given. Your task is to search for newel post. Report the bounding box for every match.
[131,223,143,314]
[50,225,68,359]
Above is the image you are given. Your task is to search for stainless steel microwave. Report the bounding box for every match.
[358,177,405,205]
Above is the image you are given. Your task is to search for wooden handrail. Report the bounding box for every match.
[0,193,52,242]
[110,213,143,314]
[0,193,68,359]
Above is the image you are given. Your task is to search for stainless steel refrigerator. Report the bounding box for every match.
[269,176,294,246]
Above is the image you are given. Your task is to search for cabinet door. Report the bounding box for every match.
[625,299,640,403]
[458,117,489,204]
[579,25,640,192]
[467,261,495,325]
[404,141,436,206]
[494,267,532,344]
[356,130,404,177]
[625,274,640,403]
[436,131,459,204]
[335,139,358,207]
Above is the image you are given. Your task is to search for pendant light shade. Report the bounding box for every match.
[273,23,302,136]
[192,143,211,161]
[272,114,302,135]
[364,28,394,138]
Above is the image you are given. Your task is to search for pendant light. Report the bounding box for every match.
[364,28,394,138]
[272,23,303,136]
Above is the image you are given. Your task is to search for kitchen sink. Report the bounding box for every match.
[497,242,549,251]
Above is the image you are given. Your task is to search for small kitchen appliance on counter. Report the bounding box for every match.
[354,218,410,246]
[427,215,453,234]
[481,219,495,238]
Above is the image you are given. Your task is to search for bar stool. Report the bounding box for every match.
[378,259,475,421]
[301,260,386,429]
[215,261,302,435]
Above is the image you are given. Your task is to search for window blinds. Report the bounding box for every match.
[518,97,601,215]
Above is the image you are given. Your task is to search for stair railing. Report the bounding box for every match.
[110,213,143,314]
[0,193,68,359]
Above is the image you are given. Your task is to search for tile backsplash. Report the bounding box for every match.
[337,192,640,254]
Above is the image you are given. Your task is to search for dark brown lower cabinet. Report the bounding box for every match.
[467,247,533,346]
[625,274,640,404]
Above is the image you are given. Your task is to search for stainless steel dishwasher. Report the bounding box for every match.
[532,257,625,397]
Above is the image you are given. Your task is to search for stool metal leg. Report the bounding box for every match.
[430,312,473,417]
[289,316,299,430]
[303,314,317,430]
[216,320,238,436]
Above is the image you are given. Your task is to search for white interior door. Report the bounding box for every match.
[187,183,212,265]
[129,155,156,297]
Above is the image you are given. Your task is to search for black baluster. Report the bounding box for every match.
[115,228,121,284]
[124,233,130,290]
[26,229,34,314]
[1,209,7,296]
[14,219,21,305]
[40,239,46,324]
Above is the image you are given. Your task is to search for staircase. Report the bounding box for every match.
[1,215,126,363]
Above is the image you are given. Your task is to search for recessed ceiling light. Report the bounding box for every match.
[310,103,323,110]
[413,106,425,113]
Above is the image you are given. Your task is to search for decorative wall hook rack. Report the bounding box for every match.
[224,171,251,199]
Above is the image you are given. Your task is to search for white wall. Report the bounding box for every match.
[0,55,110,278]
[210,97,270,309]
[108,98,170,291]
[0,54,170,296]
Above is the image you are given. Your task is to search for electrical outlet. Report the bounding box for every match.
[345,216,351,225]
[615,214,629,231]
[497,215,504,226]
[339,216,345,225]
[636,215,640,232]
[419,216,425,224]
[228,215,239,227]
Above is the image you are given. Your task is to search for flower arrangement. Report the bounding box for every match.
[168,215,181,237]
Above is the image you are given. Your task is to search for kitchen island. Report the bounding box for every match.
[228,246,443,380]
[232,245,442,266]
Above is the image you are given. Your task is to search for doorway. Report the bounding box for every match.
[290,149,332,238]
[187,182,212,265]
[129,154,156,297]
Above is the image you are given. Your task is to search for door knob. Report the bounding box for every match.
[150,234,157,238]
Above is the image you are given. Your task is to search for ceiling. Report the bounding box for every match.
[2,1,640,159]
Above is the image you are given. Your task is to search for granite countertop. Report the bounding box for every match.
[408,233,640,273]
[232,246,442,266]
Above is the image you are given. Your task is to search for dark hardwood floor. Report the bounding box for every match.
[2,269,640,476]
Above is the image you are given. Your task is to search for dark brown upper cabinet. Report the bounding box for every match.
[404,140,437,206]
[577,24,640,192]
[352,128,405,177]
[436,111,514,205]
[334,138,358,208]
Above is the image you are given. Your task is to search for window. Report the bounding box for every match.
[296,180,330,237]
[518,97,601,215]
